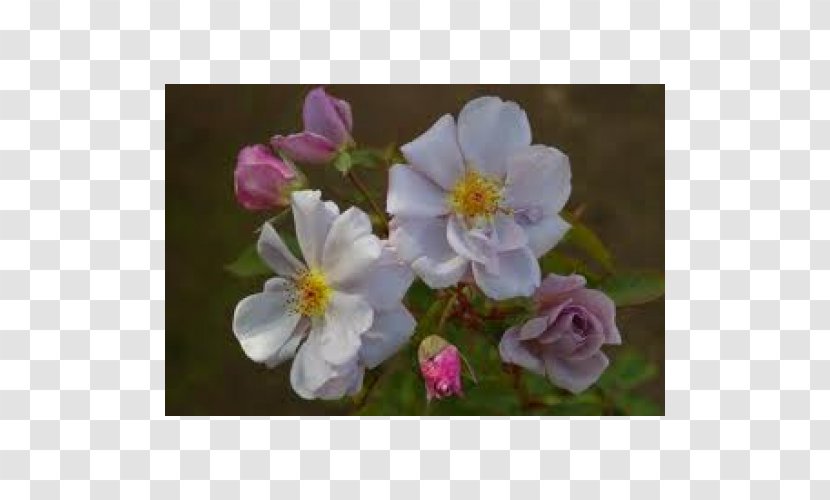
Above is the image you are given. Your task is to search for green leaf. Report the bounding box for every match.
[225,244,271,278]
[543,391,604,416]
[350,148,383,168]
[402,280,433,313]
[615,354,658,389]
[349,145,403,169]
[613,393,662,416]
[333,151,353,175]
[561,216,615,272]
[540,251,601,283]
[429,386,521,416]
[599,350,658,390]
[356,353,423,415]
[599,270,664,307]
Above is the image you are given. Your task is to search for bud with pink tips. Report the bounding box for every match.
[271,87,354,165]
[418,335,475,401]
[234,144,302,211]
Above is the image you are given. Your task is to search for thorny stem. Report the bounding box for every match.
[507,364,546,412]
[254,208,291,233]
[571,202,587,222]
[462,286,489,327]
[352,367,385,413]
[450,285,502,348]
[347,169,388,235]
[509,364,526,402]
[482,305,527,321]
[436,291,458,334]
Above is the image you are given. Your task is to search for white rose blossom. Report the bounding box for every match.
[387,96,572,299]
[232,190,416,400]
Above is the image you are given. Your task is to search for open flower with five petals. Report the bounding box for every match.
[232,190,415,399]
[388,96,572,299]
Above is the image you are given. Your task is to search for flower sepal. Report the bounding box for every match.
[333,149,353,175]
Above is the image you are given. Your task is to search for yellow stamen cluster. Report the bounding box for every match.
[448,170,503,219]
[291,269,331,317]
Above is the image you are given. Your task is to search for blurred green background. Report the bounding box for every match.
[166,85,665,415]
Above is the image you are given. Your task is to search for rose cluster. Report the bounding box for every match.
[231,87,620,401]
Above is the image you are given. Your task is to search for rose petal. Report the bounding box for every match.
[543,351,609,394]
[289,335,332,399]
[291,190,338,268]
[233,291,301,364]
[346,243,415,311]
[517,316,549,340]
[499,326,545,375]
[359,305,417,369]
[387,164,450,217]
[493,213,529,251]
[545,305,604,359]
[263,276,291,293]
[333,97,353,133]
[457,96,531,177]
[472,246,541,300]
[237,144,296,178]
[271,132,338,165]
[400,113,465,190]
[504,145,571,214]
[314,362,364,400]
[446,214,496,266]
[316,291,373,365]
[535,273,587,305]
[290,333,363,400]
[234,145,296,211]
[258,223,305,278]
[411,255,469,289]
[264,317,310,368]
[322,207,381,287]
[537,299,573,344]
[568,314,606,361]
[390,216,470,289]
[570,288,622,345]
[519,213,570,258]
[302,87,351,146]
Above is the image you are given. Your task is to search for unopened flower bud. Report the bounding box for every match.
[418,335,466,401]
[234,144,302,211]
[271,87,354,165]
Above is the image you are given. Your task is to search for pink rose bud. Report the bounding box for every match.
[271,87,354,165]
[234,144,299,211]
[418,336,466,401]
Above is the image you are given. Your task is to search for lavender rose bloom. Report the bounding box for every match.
[499,273,621,393]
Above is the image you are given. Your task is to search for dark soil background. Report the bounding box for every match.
[165,85,665,415]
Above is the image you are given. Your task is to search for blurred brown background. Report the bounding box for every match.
[166,85,665,415]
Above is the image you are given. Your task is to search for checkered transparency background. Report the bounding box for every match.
[1,0,828,498]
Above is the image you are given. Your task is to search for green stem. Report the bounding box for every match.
[508,364,546,412]
[352,367,385,413]
[410,291,457,348]
[254,207,291,233]
[347,170,388,235]
[436,292,457,334]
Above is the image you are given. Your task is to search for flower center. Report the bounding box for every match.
[448,169,503,219]
[291,269,331,317]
